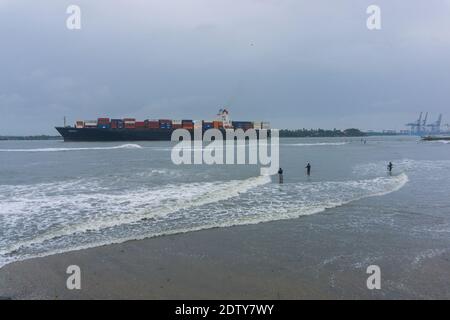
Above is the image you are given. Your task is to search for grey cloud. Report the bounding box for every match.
[0,0,449,134]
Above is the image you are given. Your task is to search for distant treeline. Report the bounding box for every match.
[0,135,62,141]
[279,128,365,138]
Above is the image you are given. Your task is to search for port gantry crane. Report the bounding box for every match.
[422,112,428,132]
[406,112,423,135]
[406,113,445,135]
[427,114,443,134]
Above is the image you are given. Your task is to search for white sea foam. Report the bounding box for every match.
[232,173,409,221]
[0,173,408,268]
[0,175,271,258]
[0,144,143,152]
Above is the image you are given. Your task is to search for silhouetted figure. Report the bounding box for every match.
[278,167,284,184]
[387,162,393,174]
[306,163,311,176]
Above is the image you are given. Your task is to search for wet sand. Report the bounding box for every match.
[1,202,450,300]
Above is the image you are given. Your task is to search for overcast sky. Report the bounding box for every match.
[1,0,449,134]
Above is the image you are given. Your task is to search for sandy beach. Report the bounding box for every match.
[2,199,450,300]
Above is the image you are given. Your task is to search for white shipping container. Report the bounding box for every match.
[84,120,97,126]
[172,120,182,125]
[262,122,270,129]
[253,121,262,129]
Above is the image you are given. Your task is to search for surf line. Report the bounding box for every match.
[171,128,280,175]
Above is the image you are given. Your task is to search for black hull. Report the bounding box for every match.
[55,127,271,142]
[56,127,177,141]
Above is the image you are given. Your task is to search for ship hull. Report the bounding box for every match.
[55,127,177,141]
[55,127,270,142]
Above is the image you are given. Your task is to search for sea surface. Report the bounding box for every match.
[1,136,450,276]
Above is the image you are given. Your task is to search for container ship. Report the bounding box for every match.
[55,109,271,142]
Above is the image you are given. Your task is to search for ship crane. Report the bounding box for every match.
[427,114,443,134]
[421,112,428,132]
[406,112,423,135]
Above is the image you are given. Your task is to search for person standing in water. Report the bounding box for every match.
[387,161,393,174]
[306,163,311,176]
[278,167,284,184]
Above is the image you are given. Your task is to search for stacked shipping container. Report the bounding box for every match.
[75,121,85,128]
[213,121,223,129]
[145,120,159,129]
[84,120,98,128]
[203,121,213,130]
[182,120,194,129]
[111,119,124,129]
[172,120,182,129]
[159,119,172,129]
[232,121,254,130]
[97,118,110,129]
[74,117,269,131]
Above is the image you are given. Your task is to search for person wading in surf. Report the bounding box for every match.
[278,167,284,184]
[387,161,393,174]
[306,163,311,176]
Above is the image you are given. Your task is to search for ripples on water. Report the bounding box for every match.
[0,137,449,268]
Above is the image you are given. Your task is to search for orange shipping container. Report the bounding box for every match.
[213,121,223,129]
[182,124,194,129]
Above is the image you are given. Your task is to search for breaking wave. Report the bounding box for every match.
[0,173,408,268]
[0,144,143,152]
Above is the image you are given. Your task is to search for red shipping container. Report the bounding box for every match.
[135,121,146,128]
[146,121,159,129]
[172,124,182,129]
[123,118,136,122]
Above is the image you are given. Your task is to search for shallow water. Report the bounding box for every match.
[0,136,449,272]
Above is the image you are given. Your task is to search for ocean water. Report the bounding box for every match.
[0,136,450,272]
